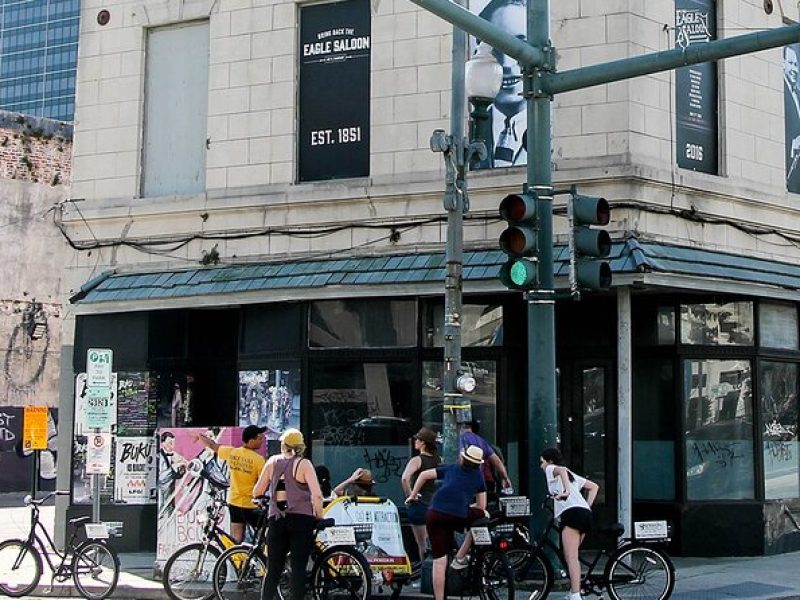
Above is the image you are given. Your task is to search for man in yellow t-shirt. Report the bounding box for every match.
[195,425,267,543]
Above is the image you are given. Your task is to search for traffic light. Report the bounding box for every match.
[498,191,538,290]
[568,191,612,291]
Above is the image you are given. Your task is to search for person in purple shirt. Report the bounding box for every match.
[458,420,512,492]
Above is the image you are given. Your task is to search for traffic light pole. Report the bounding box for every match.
[409,0,800,487]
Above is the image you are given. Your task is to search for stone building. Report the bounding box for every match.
[57,0,800,555]
[0,110,72,490]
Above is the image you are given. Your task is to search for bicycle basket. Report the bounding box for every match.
[499,496,530,517]
[352,523,373,544]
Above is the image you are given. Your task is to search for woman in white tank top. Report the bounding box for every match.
[540,447,599,600]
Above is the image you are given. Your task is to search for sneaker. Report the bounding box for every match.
[450,556,469,570]
[565,593,582,600]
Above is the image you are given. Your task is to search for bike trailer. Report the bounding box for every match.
[321,496,412,592]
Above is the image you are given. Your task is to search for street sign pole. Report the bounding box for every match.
[86,348,113,524]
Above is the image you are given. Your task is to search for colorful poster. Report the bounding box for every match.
[156,427,241,566]
[23,406,49,450]
[116,372,158,436]
[238,370,300,438]
[298,0,371,181]
[114,436,157,504]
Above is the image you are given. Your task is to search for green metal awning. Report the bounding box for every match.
[70,235,800,306]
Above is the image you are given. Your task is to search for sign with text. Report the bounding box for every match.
[84,386,116,430]
[298,0,370,181]
[86,349,113,388]
[86,433,112,475]
[675,0,718,174]
[23,406,48,450]
[114,436,157,504]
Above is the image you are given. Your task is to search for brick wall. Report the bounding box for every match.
[0,114,73,186]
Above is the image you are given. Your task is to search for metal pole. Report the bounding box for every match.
[31,450,39,498]
[526,0,558,506]
[441,0,469,464]
[92,428,100,523]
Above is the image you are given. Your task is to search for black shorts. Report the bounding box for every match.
[228,505,261,528]
[559,507,593,534]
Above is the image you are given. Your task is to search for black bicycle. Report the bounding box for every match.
[0,490,120,600]
[514,497,675,600]
[162,484,239,600]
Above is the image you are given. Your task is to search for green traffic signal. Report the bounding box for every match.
[499,258,538,289]
[498,191,539,291]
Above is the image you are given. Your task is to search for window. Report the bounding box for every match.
[680,302,754,346]
[633,360,676,500]
[423,302,503,347]
[310,362,415,505]
[684,359,754,500]
[142,21,209,197]
[760,302,799,350]
[760,362,799,499]
[309,300,416,348]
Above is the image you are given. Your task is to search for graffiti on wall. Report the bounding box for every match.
[1,300,59,406]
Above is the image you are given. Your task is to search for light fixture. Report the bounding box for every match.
[456,373,477,394]
[465,43,503,102]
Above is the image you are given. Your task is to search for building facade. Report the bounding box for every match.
[57,0,800,556]
[0,0,80,121]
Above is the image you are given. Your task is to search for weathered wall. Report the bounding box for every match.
[0,111,73,407]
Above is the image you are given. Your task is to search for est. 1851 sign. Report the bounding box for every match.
[298,0,371,181]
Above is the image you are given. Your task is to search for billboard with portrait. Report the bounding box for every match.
[785,42,800,193]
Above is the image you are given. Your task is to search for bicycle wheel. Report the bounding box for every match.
[503,546,553,600]
[605,545,675,600]
[213,545,267,600]
[479,550,516,600]
[72,540,120,600]
[163,542,221,600]
[310,546,372,600]
[0,539,42,597]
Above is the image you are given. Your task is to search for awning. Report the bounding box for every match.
[70,235,800,309]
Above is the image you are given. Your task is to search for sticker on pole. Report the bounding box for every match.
[23,406,49,450]
[86,348,113,388]
[86,433,112,475]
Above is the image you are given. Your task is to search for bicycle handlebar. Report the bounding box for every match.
[24,490,69,506]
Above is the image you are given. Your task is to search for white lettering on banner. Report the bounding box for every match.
[303,36,370,57]
[310,127,362,146]
[685,143,704,161]
[114,437,156,505]
[0,412,15,442]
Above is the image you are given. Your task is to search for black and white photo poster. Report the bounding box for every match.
[675,0,718,174]
[784,42,800,193]
[299,0,371,181]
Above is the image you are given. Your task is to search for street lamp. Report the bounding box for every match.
[466,42,502,164]
[433,43,501,462]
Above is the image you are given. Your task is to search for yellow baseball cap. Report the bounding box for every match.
[279,428,304,447]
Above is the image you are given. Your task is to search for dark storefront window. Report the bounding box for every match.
[759,302,799,350]
[421,361,498,444]
[684,359,754,500]
[583,367,606,505]
[680,302,754,346]
[760,361,799,499]
[309,299,416,347]
[310,362,415,504]
[633,360,676,500]
[423,303,503,347]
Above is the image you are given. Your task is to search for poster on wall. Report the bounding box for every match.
[784,41,800,193]
[0,407,59,492]
[469,0,528,169]
[675,0,718,174]
[298,0,371,181]
[156,373,195,429]
[116,372,158,436]
[238,370,301,438]
[156,427,245,566]
[114,436,157,504]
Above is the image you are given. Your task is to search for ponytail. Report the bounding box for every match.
[541,447,575,482]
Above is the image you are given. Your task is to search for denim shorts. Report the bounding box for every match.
[407,501,429,525]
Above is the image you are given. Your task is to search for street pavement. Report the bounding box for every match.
[3,493,800,599]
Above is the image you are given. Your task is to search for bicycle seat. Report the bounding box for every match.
[314,518,336,532]
[599,523,625,537]
[69,516,91,526]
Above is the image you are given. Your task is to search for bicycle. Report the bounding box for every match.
[428,510,517,600]
[162,484,239,600]
[516,497,675,600]
[213,509,373,600]
[0,490,120,600]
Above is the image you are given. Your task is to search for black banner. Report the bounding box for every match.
[784,43,800,193]
[299,0,371,182]
[675,0,718,174]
